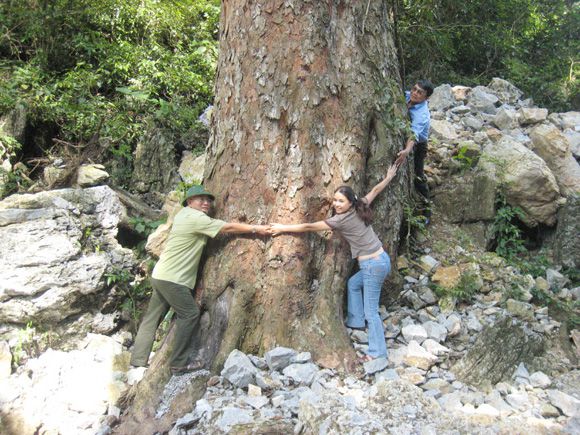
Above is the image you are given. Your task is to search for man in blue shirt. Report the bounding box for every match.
[395,79,434,220]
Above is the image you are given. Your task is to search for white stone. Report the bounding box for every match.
[547,389,580,417]
[422,339,450,356]
[423,321,448,343]
[529,371,551,389]
[403,340,438,370]
[401,325,428,344]
[77,164,109,187]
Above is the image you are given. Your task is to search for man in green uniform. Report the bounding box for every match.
[130,185,269,375]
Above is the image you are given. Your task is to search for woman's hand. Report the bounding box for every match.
[253,225,271,236]
[269,223,287,236]
[386,163,398,180]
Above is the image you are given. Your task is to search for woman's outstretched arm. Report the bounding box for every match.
[363,164,398,205]
[270,221,331,236]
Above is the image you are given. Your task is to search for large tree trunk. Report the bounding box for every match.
[117,1,408,432]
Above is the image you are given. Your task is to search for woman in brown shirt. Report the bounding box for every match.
[271,164,398,362]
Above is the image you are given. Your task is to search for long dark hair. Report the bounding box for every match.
[335,186,373,226]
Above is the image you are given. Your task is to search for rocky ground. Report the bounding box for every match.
[111,213,578,435]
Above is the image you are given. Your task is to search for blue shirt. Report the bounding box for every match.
[405,91,430,143]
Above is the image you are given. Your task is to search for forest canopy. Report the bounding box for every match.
[0,0,578,183]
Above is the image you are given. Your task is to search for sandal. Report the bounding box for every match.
[170,359,205,375]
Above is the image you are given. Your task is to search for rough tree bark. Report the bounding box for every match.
[117,1,409,432]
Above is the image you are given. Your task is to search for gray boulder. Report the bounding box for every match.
[487,78,523,105]
[0,186,135,326]
[220,349,258,388]
[554,194,580,268]
[530,123,580,196]
[429,84,455,111]
[481,137,563,226]
[493,107,519,131]
[468,86,499,114]
[282,363,319,386]
[265,347,297,372]
[547,390,580,417]
[452,317,545,388]
[518,108,548,125]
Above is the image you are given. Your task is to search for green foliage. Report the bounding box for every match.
[0,0,220,185]
[402,200,428,253]
[452,145,475,173]
[130,217,164,238]
[491,194,526,262]
[398,0,579,110]
[129,216,165,255]
[12,321,56,367]
[105,267,151,328]
[432,271,479,303]
[0,165,31,199]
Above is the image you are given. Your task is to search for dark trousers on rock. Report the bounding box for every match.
[414,141,431,217]
[130,277,200,369]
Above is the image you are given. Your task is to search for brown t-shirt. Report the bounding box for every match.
[325,209,383,258]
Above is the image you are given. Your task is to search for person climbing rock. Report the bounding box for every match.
[395,79,434,223]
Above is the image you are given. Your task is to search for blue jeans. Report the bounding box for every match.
[346,252,391,358]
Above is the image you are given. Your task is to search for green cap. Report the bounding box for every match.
[182,185,215,206]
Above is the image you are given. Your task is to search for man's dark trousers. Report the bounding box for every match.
[130,277,200,369]
[414,141,431,217]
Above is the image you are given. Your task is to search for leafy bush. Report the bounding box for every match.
[0,0,220,185]
[491,194,526,262]
[432,271,480,303]
[398,0,579,111]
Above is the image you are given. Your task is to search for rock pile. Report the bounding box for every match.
[425,78,579,264]
[152,342,577,434]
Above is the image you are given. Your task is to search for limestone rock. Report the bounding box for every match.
[417,255,440,274]
[131,125,180,193]
[430,119,459,141]
[1,334,126,434]
[432,170,496,224]
[265,347,297,372]
[432,266,461,289]
[481,137,563,226]
[221,349,258,388]
[429,84,455,111]
[487,78,523,105]
[282,363,318,386]
[363,357,388,375]
[557,111,580,130]
[554,194,580,268]
[518,108,548,125]
[468,86,499,114]
[547,389,580,417]
[493,107,519,130]
[423,321,448,343]
[451,85,471,101]
[178,152,205,185]
[402,325,429,344]
[0,186,135,326]
[530,371,552,389]
[505,299,534,320]
[530,123,580,196]
[546,268,569,291]
[452,317,545,387]
[77,164,110,187]
[422,339,450,356]
[404,340,438,370]
[463,115,484,131]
